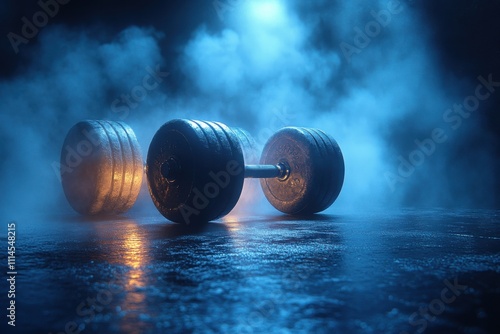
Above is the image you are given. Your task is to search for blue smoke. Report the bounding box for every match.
[0,0,496,220]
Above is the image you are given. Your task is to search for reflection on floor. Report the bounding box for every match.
[6,209,500,333]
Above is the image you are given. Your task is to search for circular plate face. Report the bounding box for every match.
[61,120,143,216]
[260,127,344,215]
[146,119,245,224]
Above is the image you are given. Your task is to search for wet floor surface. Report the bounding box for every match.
[1,209,500,333]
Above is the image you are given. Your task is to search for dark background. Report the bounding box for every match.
[0,2,499,333]
[0,0,499,212]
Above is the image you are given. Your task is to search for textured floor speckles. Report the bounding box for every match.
[1,209,499,333]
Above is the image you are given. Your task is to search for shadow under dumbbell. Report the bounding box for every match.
[62,213,133,224]
[156,221,231,238]
[240,213,341,224]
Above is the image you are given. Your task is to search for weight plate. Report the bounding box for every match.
[61,120,143,216]
[260,127,344,215]
[146,119,245,224]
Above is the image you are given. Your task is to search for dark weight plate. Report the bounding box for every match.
[146,119,245,224]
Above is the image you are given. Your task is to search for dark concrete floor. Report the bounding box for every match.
[1,209,499,334]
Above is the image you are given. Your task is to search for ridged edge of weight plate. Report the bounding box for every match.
[301,128,344,214]
[231,127,259,164]
[62,120,142,216]
[104,121,143,214]
[94,120,126,214]
[119,121,144,213]
[190,120,245,221]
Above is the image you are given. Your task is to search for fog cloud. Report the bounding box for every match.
[1,0,496,220]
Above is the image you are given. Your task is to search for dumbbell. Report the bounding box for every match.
[146,119,344,224]
[59,120,258,216]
